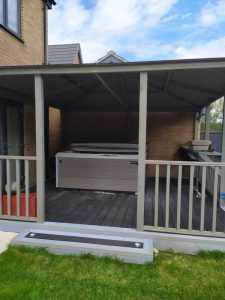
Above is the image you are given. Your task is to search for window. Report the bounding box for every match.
[0,0,3,25]
[0,0,20,36]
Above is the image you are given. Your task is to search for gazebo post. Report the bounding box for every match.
[35,75,45,223]
[194,112,200,140]
[137,72,148,231]
[220,97,225,206]
[205,105,210,140]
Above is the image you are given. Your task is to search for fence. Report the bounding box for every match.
[201,131,222,152]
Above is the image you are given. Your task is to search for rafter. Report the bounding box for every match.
[63,80,102,109]
[46,77,96,97]
[149,76,219,96]
[62,75,90,94]
[163,72,171,92]
[149,82,201,110]
[120,75,131,110]
[95,73,128,109]
[0,86,31,103]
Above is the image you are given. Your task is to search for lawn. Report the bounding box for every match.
[0,247,225,300]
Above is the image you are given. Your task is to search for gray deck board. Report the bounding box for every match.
[45,178,225,233]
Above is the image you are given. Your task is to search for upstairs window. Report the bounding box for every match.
[0,0,20,36]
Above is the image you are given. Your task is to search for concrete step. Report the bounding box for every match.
[11,229,153,264]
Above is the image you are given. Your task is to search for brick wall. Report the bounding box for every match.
[62,111,195,176]
[62,112,130,149]
[0,0,45,66]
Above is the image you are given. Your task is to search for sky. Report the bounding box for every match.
[48,0,225,63]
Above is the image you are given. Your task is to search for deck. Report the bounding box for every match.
[45,178,225,232]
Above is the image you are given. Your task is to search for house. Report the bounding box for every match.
[96,51,127,63]
[48,44,83,65]
[0,0,225,263]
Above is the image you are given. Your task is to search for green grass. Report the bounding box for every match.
[0,247,225,300]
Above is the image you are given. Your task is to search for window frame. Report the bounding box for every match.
[0,0,21,38]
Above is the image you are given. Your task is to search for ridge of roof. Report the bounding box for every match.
[96,51,127,64]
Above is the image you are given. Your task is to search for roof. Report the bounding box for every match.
[48,44,82,65]
[96,51,127,64]
[1,56,225,113]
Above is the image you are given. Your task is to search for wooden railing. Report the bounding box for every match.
[0,156,37,221]
[144,160,225,237]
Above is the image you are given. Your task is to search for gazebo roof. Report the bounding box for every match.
[0,57,225,112]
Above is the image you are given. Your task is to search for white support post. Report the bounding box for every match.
[35,75,45,223]
[220,97,225,206]
[194,112,200,140]
[205,105,210,140]
[137,72,148,231]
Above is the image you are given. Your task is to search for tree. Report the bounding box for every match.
[201,98,224,132]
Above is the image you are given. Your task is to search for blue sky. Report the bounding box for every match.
[48,0,225,62]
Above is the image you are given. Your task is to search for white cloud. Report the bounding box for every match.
[162,13,179,23]
[48,0,178,62]
[175,37,225,59]
[199,0,225,27]
[180,12,191,20]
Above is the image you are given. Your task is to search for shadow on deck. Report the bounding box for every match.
[45,178,225,232]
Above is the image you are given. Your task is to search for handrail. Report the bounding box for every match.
[0,155,36,160]
[145,159,225,167]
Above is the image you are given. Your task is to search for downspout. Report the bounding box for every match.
[43,3,48,65]
[219,97,225,206]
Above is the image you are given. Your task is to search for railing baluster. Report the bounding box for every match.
[188,165,194,231]
[165,164,171,228]
[154,164,159,227]
[212,167,219,233]
[0,160,2,217]
[6,159,11,216]
[176,165,182,230]
[16,159,20,217]
[200,166,206,231]
[25,160,30,219]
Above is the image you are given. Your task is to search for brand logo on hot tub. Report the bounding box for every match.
[130,161,138,165]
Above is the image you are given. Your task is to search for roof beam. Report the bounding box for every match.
[95,74,128,109]
[0,86,31,103]
[149,82,201,110]
[120,75,131,110]
[63,80,102,109]
[2,58,225,75]
[163,72,171,93]
[46,77,96,98]
[61,75,89,94]
[130,74,201,110]
[150,76,219,96]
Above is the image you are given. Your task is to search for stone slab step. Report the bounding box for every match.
[11,229,153,264]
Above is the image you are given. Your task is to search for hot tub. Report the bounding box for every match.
[55,143,145,192]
